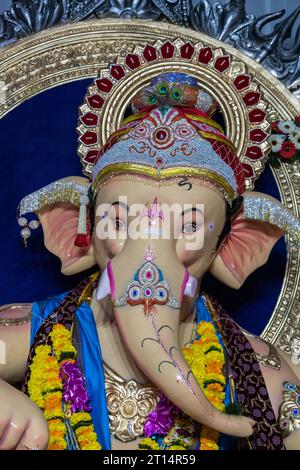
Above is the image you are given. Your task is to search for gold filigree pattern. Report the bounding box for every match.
[254,343,281,371]
[278,382,300,438]
[104,364,160,442]
[0,304,32,326]
[0,19,299,354]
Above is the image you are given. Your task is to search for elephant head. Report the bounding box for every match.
[18,73,300,438]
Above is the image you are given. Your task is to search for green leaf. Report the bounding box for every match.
[269,154,281,169]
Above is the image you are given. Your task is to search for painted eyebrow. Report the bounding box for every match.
[111,201,129,212]
[181,207,204,216]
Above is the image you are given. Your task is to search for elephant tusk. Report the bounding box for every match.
[181,270,197,299]
[96,261,116,300]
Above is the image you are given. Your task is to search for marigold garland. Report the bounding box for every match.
[182,320,226,450]
[28,309,225,451]
[28,324,102,450]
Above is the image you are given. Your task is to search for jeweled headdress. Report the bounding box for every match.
[17,40,300,249]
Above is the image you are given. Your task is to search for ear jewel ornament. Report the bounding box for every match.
[74,194,91,248]
[17,178,91,248]
[17,214,40,247]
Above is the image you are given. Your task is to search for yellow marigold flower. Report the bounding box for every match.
[139,438,160,450]
[79,441,102,450]
[51,324,70,335]
[197,321,215,335]
[48,438,67,451]
[70,412,92,426]
[48,419,66,433]
[34,345,52,357]
[44,408,64,420]
[44,391,62,408]
[206,382,224,392]
[199,338,221,348]
[76,426,95,437]
[200,438,219,450]
[169,445,187,450]
[205,373,226,385]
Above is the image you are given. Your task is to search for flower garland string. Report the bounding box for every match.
[139,319,226,450]
[28,324,102,450]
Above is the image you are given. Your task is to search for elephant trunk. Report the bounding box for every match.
[98,240,254,438]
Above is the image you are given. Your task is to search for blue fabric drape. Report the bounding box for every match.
[31,293,111,450]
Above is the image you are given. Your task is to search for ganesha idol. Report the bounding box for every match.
[1,68,300,452]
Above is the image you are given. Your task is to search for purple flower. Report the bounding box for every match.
[253,408,261,418]
[259,387,267,396]
[247,385,256,395]
[60,360,91,413]
[272,435,281,446]
[143,393,180,437]
[266,410,275,421]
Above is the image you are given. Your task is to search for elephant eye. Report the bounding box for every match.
[182,222,200,234]
[112,217,127,232]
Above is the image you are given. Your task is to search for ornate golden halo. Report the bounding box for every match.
[0,19,299,353]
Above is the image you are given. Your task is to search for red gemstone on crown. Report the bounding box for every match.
[233,75,251,91]
[96,78,113,93]
[249,129,268,143]
[125,53,141,70]
[84,149,100,163]
[87,95,105,109]
[214,56,230,73]
[80,112,99,127]
[243,163,254,178]
[110,64,125,80]
[245,146,263,160]
[180,43,195,59]
[143,44,157,62]
[198,47,213,64]
[243,91,261,107]
[249,109,267,123]
[161,41,175,59]
[80,131,98,146]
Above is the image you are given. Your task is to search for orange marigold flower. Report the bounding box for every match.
[206,383,223,392]
[44,394,62,410]
[76,426,94,437]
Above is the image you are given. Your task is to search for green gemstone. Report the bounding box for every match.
[148,95,157,104]
[172,89,182,100]
[158,84,168,95]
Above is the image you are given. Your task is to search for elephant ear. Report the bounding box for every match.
[209,191,285,289]
[36,177,96,275]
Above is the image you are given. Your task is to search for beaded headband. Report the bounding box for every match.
[91,106,237,201]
